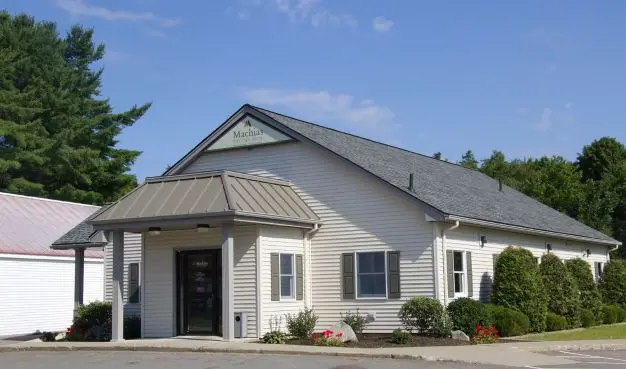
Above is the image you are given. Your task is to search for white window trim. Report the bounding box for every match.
[279,253,296,301]
[453,250,468,298]
[355,251,388,300]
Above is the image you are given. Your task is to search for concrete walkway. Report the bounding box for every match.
[2,338,626,368]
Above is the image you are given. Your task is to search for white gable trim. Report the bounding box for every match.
[165,105,295,176]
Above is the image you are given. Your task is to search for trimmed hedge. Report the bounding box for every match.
[545,312,568,332]
[447,297,490,335]
[485,304,530,337]
[540,253,581,328]
[565,259,603,323]
[398,297,450,337]
[602,305,620,324]
[580,309,597,328]
[599,260,626,307]
[617,307,626,323]
[492,247,548,332]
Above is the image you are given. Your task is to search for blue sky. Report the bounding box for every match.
[5,0,626,179]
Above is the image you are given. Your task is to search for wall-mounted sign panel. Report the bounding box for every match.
[206,116,293,152]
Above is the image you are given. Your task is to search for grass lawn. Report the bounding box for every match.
[523,323,626,341]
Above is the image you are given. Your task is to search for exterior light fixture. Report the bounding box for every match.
[148,227,161,236]
[197,224,210,233]
[586,249,591,257]
[479,235,487,247]
[546,243,552,252]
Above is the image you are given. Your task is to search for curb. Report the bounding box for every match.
[523,342,626,353]
[0,344,451,362]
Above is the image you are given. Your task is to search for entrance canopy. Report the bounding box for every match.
[90,170,319,231]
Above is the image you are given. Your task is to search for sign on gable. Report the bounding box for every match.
[206,116,293,152]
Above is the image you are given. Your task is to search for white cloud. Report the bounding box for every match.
[372,16,394,33]
[536,107,553,131]
[56,0,181,27]
[234,0,357,28]
[241,88,395,128]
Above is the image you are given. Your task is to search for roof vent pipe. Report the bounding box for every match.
[498,179,503,192]
[409,173,415,192]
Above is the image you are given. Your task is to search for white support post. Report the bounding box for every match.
[222,225,234,341]
[74,248,85,314]
[111,231,124,341]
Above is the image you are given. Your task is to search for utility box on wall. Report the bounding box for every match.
[234,312,247,338]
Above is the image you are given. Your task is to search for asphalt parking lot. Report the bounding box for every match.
[0,351,515,369]
[528,350,626,369]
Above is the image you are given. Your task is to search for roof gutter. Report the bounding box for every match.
[444,215,620,246]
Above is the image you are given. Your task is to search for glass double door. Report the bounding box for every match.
[178,250,222,336]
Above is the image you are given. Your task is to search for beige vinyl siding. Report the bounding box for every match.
[437,225,612,303]
[142,227,257,338]
[183,141,435,333]
[104,232,142,317]
[260,226,305,334]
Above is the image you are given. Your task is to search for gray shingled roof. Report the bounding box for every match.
[51,205,110,247]
[251,106,618,244]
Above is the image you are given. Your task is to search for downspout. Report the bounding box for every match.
[609,244,620,260]
[441,221,460,307]
[304,224,320,308]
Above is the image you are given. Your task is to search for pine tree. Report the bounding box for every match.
[0,12,150,204]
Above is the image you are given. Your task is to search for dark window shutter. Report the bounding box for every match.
[296,254,303,301]
[271,253,280,301]
[387,251,401,299]
[594,262,601,281]
[342,253,355,299]
[128,263,140,303]
[492,254,498,271]
[466,252,473,298]
[446,250,454,298]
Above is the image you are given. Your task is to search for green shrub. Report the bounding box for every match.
[40,331,56,342]
[447,298,489,335]
[262,331,286,344]
[545,312,568,332]
[566,259,603,323]
[492,247,548,332]
[391,329,411,344]
[599,260,626,307]
[485,304,530,337]
[285,307,318,339]
[71,301,112,341]
[398,297,449,337]
[602,305,619,324]
[540,254,581,328]
[580,309,597,328]
[617,308,626,323]
[341,309,368,336]
[124,315,141,340]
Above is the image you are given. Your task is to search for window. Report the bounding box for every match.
[534,257,540,265]
[356,251,386,298]
[453,251,466,296]
[595,262,604,282]
[279,254,295,299]
[128,263,140,303]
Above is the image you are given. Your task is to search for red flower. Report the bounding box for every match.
[336,332,343,337]
[66,328,72,334]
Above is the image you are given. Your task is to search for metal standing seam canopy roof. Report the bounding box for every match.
[89,170,319,229]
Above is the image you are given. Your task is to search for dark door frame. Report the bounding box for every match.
[176,249,222,336]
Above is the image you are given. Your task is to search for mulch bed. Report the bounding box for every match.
[286,333,469,348]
